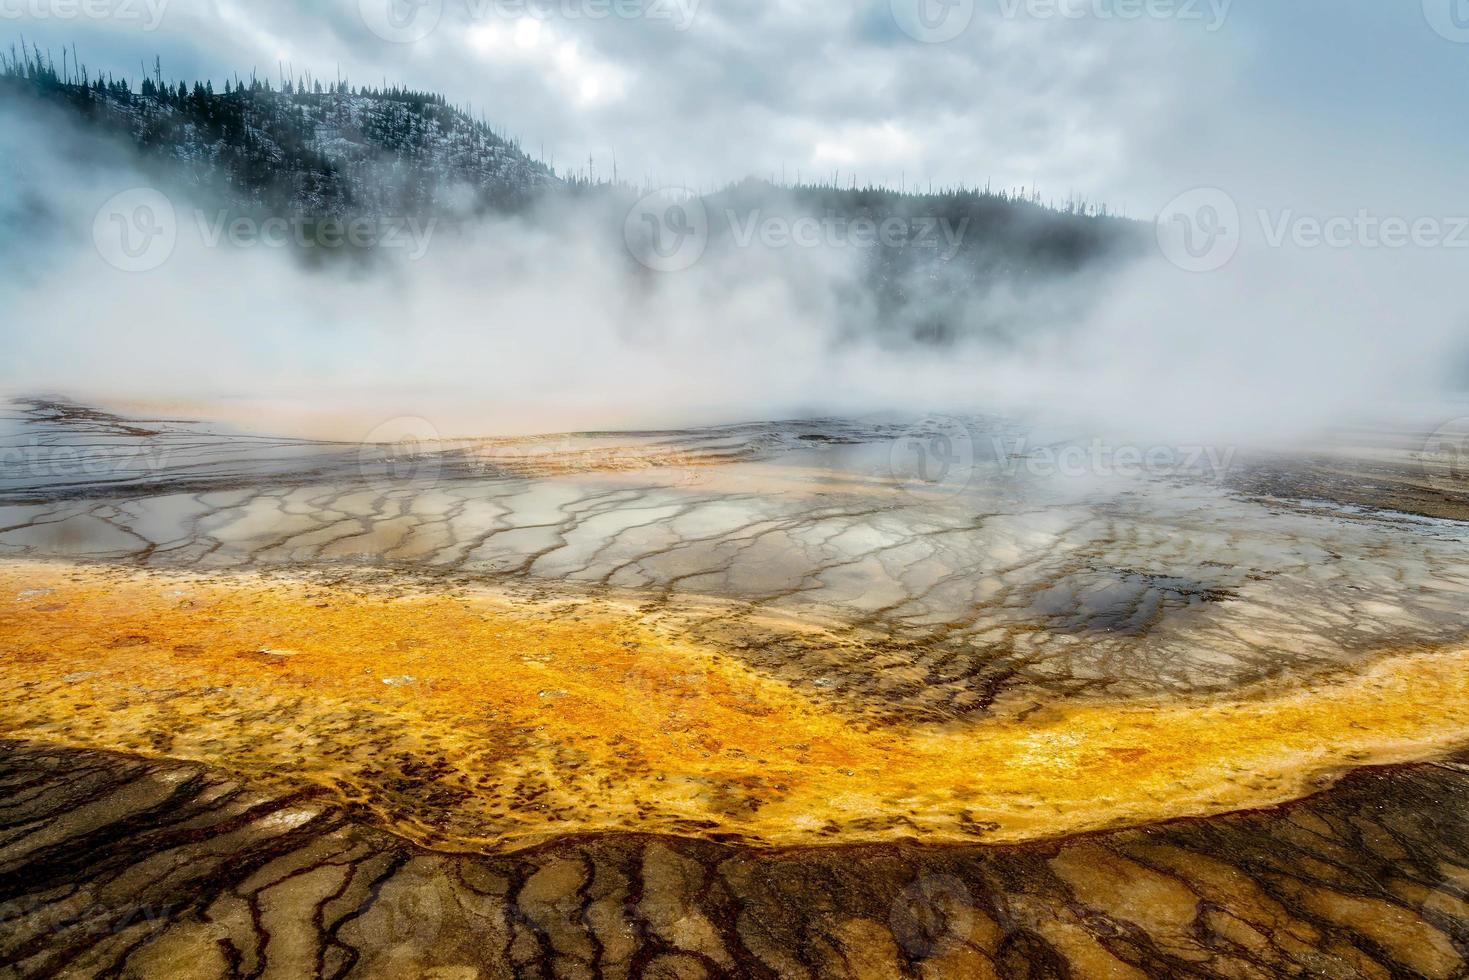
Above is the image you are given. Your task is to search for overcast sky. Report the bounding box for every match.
[7,0,1466,215]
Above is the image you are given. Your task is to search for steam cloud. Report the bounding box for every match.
[1,94,1465,446]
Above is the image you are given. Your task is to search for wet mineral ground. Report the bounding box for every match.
[1,397,1468,978]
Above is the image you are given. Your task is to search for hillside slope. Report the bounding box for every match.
[1,52,1149,346]
[2,58,559,216]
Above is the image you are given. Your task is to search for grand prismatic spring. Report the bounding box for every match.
[0,397,1467,977]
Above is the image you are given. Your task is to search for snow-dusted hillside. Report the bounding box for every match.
[1,55,1150,347]
[4,65,560,217]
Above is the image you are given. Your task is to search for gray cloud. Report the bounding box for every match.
[6,0,1247,210]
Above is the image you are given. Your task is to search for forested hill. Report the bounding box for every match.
[1,50,560,216]
[3,48,1149,345]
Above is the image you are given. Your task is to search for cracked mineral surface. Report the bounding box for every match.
[1,397,1467,977]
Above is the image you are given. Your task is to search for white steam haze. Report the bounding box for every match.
[1,70,1467,445]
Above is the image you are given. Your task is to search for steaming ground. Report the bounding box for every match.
[1,397,1468,870]
[4,95,1468,446]
[5,17,1469,977]
[3,396,1468,719]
